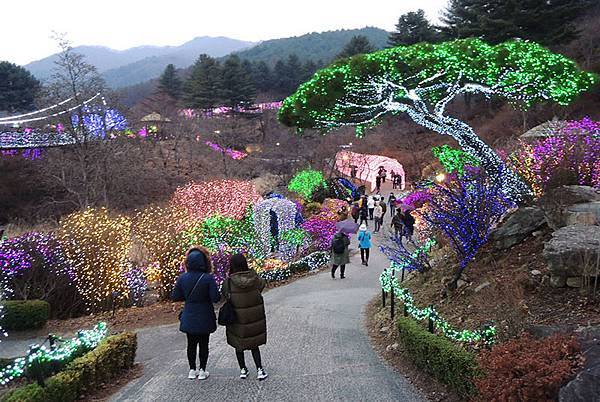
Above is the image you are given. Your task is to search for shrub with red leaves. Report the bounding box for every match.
[475,333,583,402]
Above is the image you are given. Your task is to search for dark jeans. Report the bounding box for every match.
[368,208,374,219]
[332,264,346,278]
[360,248,370,263]
[389,205,396,217]
[374,217,381,232]
[236,348,263,370]
[187,333,210,370]
[359,216,368,227]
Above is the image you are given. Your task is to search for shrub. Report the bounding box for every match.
[288,170,326,201]
[59,208,132,312]
[396,316,479,397]
[288,251,329,274]
[0,300,49,330]
[476,333,582,401]
[2,332,137,402]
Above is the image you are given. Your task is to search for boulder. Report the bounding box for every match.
[490,206,546,250]
[474,281,491,293]
[565,202,600,226]
[559,337,600,402]
[543,225,600,282]
[540,186,600,230]
[566,277,583,288]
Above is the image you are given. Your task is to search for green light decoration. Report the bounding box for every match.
[288,170,327,201]
[279,38,598,201]
[280,228,310,248]
[379,239,497,346]
[432,144,480,175]
[0,322,108,386]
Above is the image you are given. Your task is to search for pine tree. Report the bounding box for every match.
[0,61,40,112]
[219,55,256,109]
[441,0,589,45]
[158,64,182,99]
[252,60,273,92]
[301,60,318,82]
[388,9,442,46]
[184,54,222,110]
[337,35,375,59]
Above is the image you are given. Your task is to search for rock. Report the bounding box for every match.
[565,202,600,226]
[456,279,468,289]
[566,277,583,288]
[551,274,567,287]
[540,186,600,230]
[559,336,600,402]
[386,343,399,352]
[527,324,576,339]
[543,225,600,281]
[533,230,543,237]
[531,270,542,276]
[474,281,491,293]
[379,326,389,334]
[490,206,546,250]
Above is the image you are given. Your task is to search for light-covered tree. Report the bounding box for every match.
[279,39,597,201]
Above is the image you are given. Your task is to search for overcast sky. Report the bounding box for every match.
[1,0,448,66]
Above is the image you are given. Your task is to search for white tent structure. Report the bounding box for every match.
[335,151,405,191]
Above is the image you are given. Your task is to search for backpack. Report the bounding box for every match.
[332,235,346,254]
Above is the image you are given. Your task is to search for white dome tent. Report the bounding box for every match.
[335,151,405,191]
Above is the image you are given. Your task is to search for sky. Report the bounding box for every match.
[0,0,448,66]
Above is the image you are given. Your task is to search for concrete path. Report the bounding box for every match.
[112,209,425,401]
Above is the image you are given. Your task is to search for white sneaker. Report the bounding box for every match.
[198,369,209,380]
[240,368,248,379]
[188,369,197,379]
[257,368,268,381]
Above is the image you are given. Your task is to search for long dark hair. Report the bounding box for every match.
[229,253,249,275]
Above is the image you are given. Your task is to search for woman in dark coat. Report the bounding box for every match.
[171,246,220,380]
[222,254,268,381]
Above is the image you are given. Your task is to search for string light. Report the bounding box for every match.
[172,180,262,221]
[432,144,480,175]
[279,39,598,201]
[205,141,248,160]
[253,198,300,261]
[59,208,132,312]
[0,322,108,386]
[288,170,326,201]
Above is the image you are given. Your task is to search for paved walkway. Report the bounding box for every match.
[112,209,424,401]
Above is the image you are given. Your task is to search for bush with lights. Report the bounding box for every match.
[254,198,301,261]
[418,168,514,289]
[288,170,327,201]
[0,232,81,318]
[432,144,480,175]
[59,208,132,312]
[172,179,262,221]
[506,117,600,197]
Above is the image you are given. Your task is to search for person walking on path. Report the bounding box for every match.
[391,209,405,241]
[403,210,415,242]
[171,246,220,381]
[351,202,359,224]
[373,202,383,233]
[357,224,372,266]
[358,205,369,227]
[222,254,269,381]
[388,193,397,218]
[375,175,382,193]
[331,230,350,279]
[379,197,387,225]
[367,195,375,220]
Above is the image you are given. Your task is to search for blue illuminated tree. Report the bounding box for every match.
[420,167,513,288]
[380,237,436,273]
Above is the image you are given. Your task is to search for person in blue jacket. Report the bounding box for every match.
[172,246,220,381]
[357,224,372,266]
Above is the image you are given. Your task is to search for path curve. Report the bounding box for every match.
[113,221,424,401]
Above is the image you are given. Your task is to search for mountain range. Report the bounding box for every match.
[24,27,390,89]
[25,37,255,88]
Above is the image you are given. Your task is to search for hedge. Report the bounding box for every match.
[2,332,137,402]
[0,301,50,331]
[396,316,480,397]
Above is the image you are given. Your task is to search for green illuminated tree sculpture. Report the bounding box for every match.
[278,39,597,201]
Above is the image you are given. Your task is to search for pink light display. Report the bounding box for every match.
[205,141,248,160]
[172,179,262,221]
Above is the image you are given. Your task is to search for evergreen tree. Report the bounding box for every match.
[219,55,256,108]
[273,59,289,94]
[301,60,318,82]
[441,0,588,45]
[285,54,303,93]
[252,60,273,92]
[388,9,441,46]
[184,54,222,110]
[158,64,182,99]
[337,35,375,59]
[0,61,40,112]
